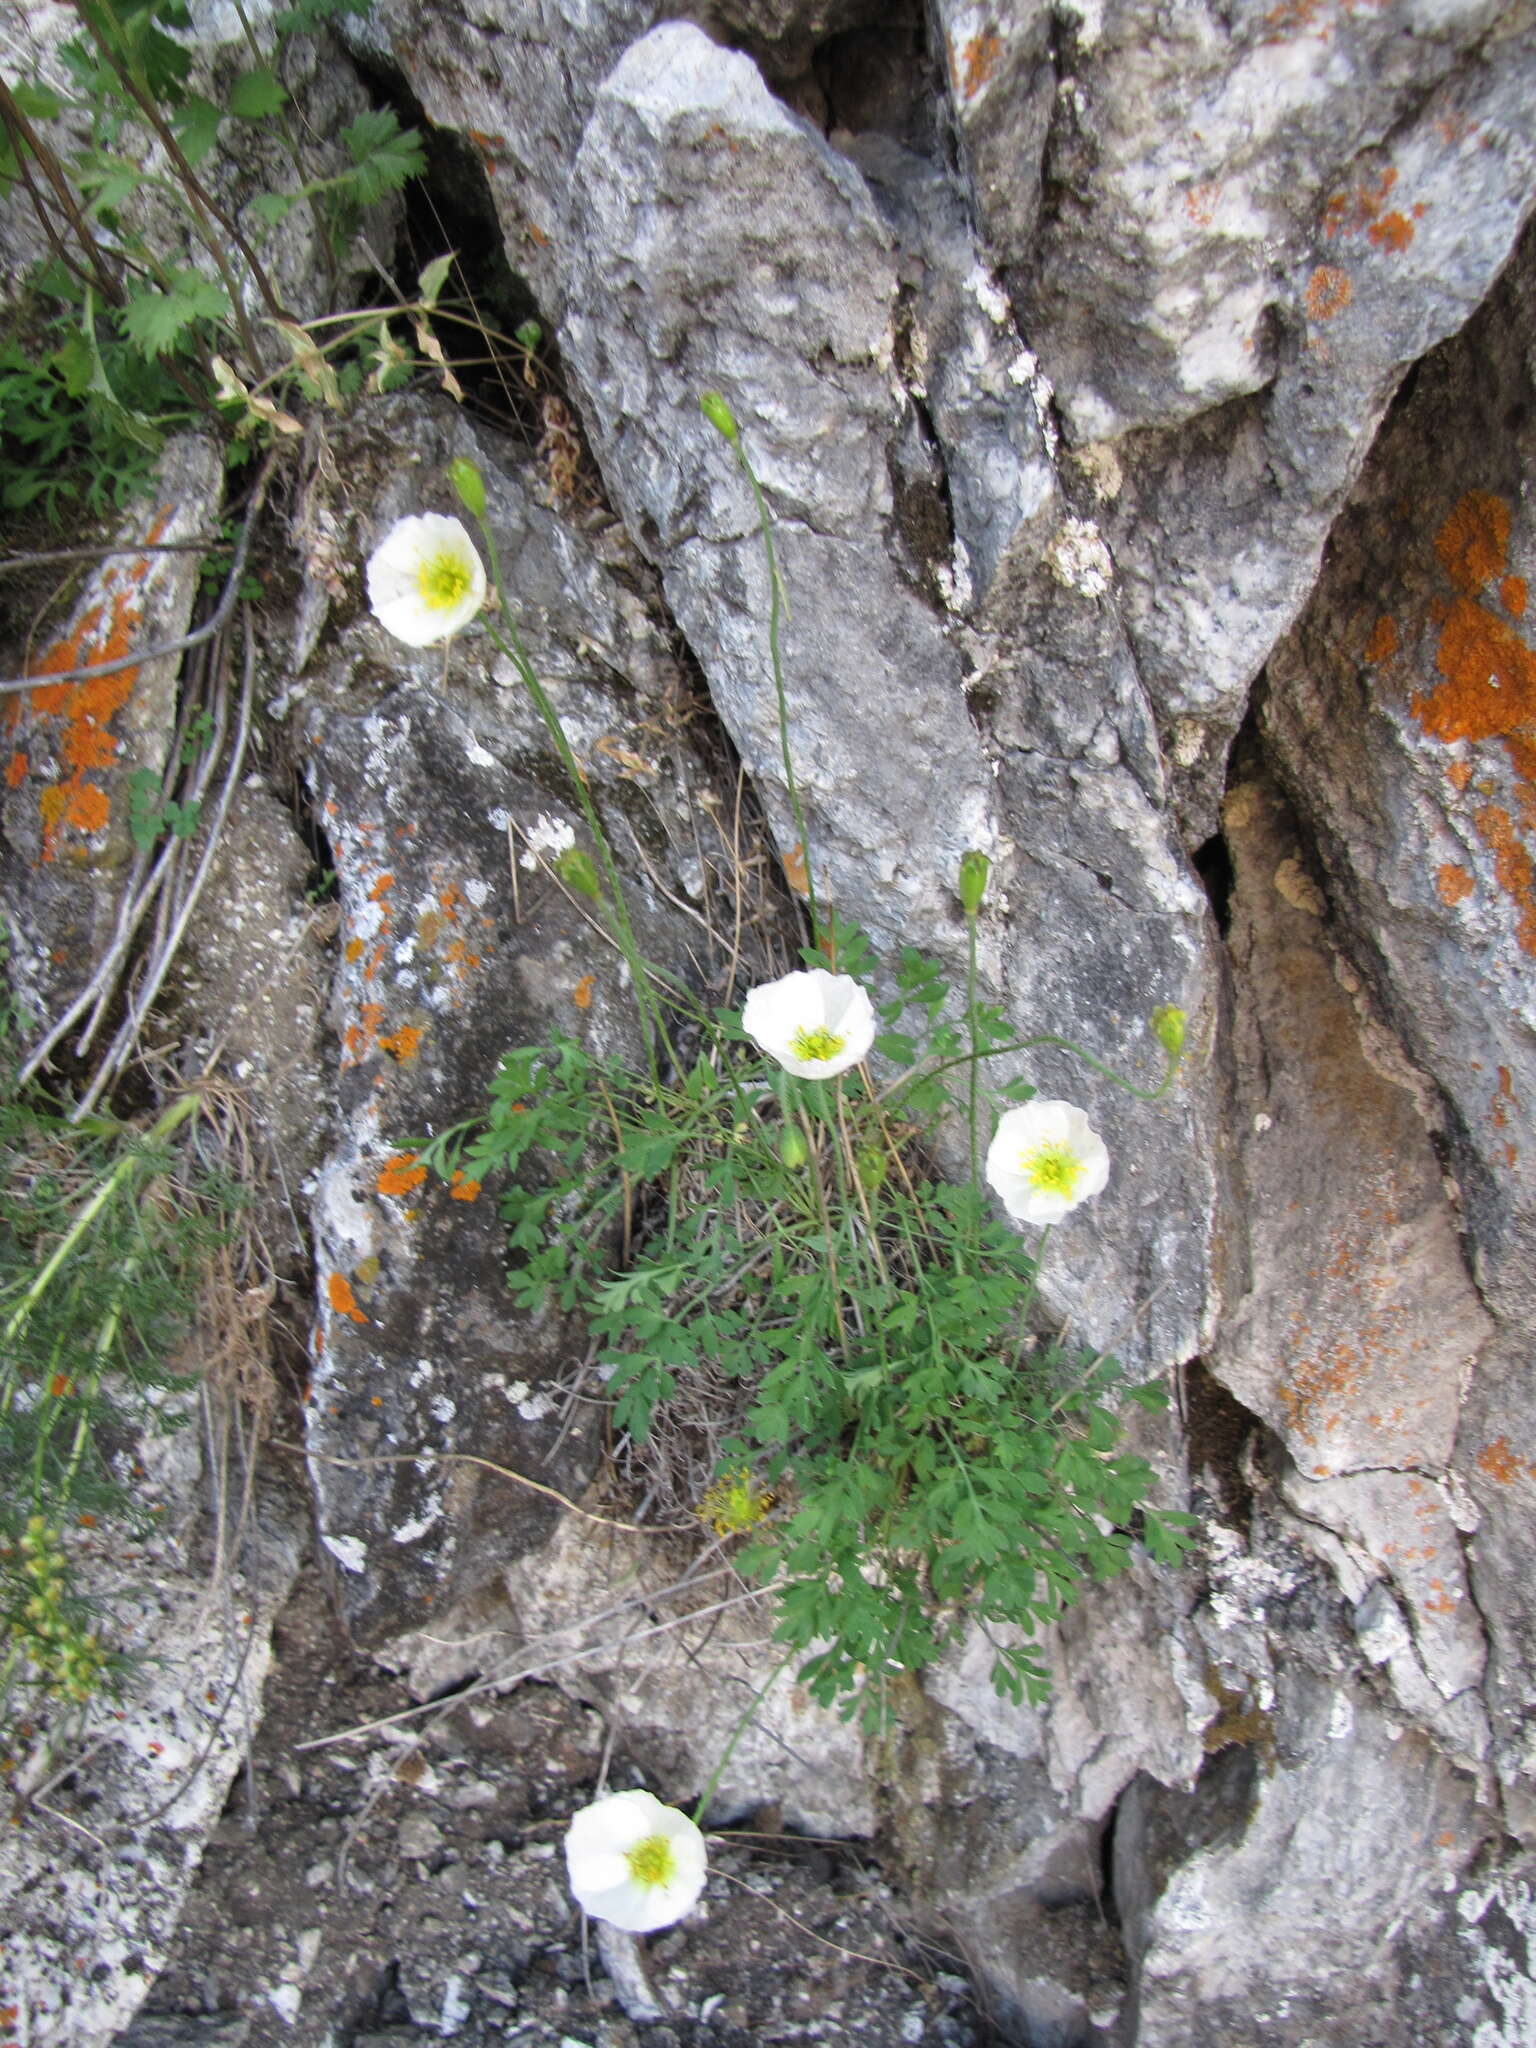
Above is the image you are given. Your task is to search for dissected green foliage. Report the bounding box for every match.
[417,927,1194,1725]
[0,0,429,523]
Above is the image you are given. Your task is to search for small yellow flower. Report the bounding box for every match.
[696,1467,775,1537]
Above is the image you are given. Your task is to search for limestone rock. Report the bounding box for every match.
[1263,212,1536,1337]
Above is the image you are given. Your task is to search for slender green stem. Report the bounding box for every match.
[883,1033,1181,1112]
[733,446,821,946]
[472,521,670,1078]
[964,913,981,1194]
[0,1091,200,1388]
[690,1646,797,1828]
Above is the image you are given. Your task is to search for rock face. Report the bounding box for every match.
[4,0,1536,2043]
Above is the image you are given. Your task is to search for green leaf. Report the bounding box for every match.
[417,251,454,307]
[120,270,230,358]
[174,95,224,166]
[247,191,298,227]
[11,81,63,121]
[227,67,288,120]
[339,108,426,206]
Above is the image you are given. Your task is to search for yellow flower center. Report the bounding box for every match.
[417,551,473,611]
[789,1026,846,1062]
[1020,1141,1084,1198]
[626,1834,678,1888]
[697,1468,774,1536]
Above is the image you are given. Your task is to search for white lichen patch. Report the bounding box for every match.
[1045,516,1114,598]
[519,813,577,869]
[323,1531,369,1574]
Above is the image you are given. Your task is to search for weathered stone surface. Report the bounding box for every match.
[1460,1332,1536,1830]
[938,0,1536,834]
[1121,1660,1487,2047]
[294,393,749,1646]
[386,1505,873,1839]
[1263,212,1536,1333]
[1218,765,1491,1477]
[0,437,222,1019]
[0,1425,304,2048]
[554,20,1216,1371]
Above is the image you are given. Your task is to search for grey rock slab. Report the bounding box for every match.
[1279,1465,1487,1708]
[353,0,657,319]
[562,20,1215,1369]
[563,22,989,945]
[393,1506,874,1838]
[1460,1332,1536,1831]
[1262,210,1536,1335]
[1123,1662,1487,2046]
[947,3,1536,837]
[0,1460,304,2048]
[1216,766,1492,1478]
[295,395,730,1648]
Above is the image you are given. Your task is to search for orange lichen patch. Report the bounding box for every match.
[1434,492,1510,593]
[1305,265,1352,322]
[1423,1577,1457,1615]
[378,1023,423,1062]
[1447,759,1474,794]
[1501,576,1527,618]
[1473,804,1536,956]
[1184,182,1221,228]
[5,752,26,788]
[345,936,365,962]
[1476,1436,1530,1484]
[1364,614,1397,662]
[376,1153,428,1197]
[368,872,395,902]
[326,1271,369,1324]
[1491,1066,1517,1127]
[782,841,810,897]
[1367,210,1415,252]
[1323,164,1399,241]
[466,127,507,173]
[1436,863,1474,906]
[24,581,147,860]
[449,1171,482,1202]
[438,884,463,919]
[960,30,1002,98]
[572,973,595,1011]
[1264,0,1325,37]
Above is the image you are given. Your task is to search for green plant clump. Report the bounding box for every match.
[0,0,432,523]
[0,965,231,1733]
[403,430,1198,1728]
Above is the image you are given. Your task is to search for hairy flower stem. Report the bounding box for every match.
[731,444,823,949]
[690,1647,797,1828]
[964,913,981,1196]
[884,1032,1183,1112]
[472,518,671,1079]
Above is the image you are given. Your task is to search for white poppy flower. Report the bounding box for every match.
[985,1099,1110,1225]
[563,1789,708,1933]
[365,512,486,647]
[741,968,876,1080]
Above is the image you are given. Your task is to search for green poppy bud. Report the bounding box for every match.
[779,1125,809,1170]
[1151,1004,1188,1061]
[555,847,603,901]
[448,457,487,520]
[958,850,990,917]
[855,1144,889,1194]
[699,390,740,444]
